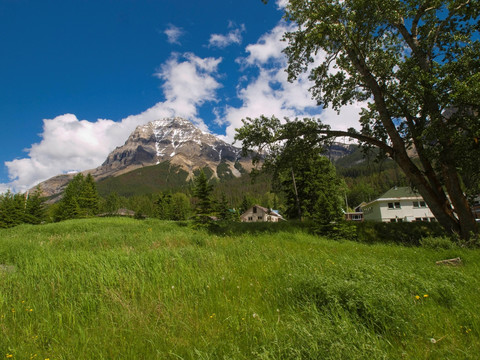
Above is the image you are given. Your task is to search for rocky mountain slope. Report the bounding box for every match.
[36,117,255,199]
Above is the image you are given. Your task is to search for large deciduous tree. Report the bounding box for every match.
[253,0,479,238]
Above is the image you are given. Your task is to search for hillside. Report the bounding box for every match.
[1,218,479,359]
[96,161,190,197]
[34,117,255,200]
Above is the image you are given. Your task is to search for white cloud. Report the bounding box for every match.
[164,24,184,45]
[276,0,289,9]
[220,21,363,144]
[208,24,245,49]
[241,22,293,65]
[1,53,222,192]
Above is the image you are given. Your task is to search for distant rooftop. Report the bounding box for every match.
[378,186,421,199]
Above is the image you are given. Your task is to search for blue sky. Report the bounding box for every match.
[0,0,362,192]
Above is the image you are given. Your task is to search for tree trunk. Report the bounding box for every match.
[291,168,303,221]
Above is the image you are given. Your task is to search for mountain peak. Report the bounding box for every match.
[35,117,255,200]
[94,116,255,181]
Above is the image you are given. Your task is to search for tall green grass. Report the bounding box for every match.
[0,218,479,359]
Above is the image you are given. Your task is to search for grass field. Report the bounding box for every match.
[0,218,479,359]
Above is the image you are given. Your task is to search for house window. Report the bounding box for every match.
[253,207,257,214]
[423,217,428,222]
[388,202,401,209]
[258,216,263,220]
[420,201,427,207]
[248,216,253,221]
[413,201,419,208]
[415,217,422,222]
[397,218,403,222]
[390,218,397,222]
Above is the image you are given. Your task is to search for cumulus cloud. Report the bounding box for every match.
[208,23,245,49]
[219,21,363,143]
[164,24,184,45]
[276,0,289,9]
[1,53,222,192]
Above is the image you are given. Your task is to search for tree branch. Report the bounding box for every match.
[312,129,394,155]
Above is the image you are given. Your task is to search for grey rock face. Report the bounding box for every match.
[96,117,253,179]
[36,117,255,199]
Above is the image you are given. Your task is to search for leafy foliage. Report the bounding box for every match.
[236,116,346,224]
[259,0,480,238]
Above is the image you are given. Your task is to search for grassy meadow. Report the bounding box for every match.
[0,217,479,359]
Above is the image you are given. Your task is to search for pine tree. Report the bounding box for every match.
[78,174,100,216]
[193,170,214,222]
[24,187,46,224]
[216,192,231,220]
[54,173,100,221]
[104,192,121,214]
[0,191,24,228]
[170,193,191,220]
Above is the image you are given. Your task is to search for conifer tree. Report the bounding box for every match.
[192,170,214,221]
[24,187,46,224]
[79,174,100,216]
[54,173,100,221]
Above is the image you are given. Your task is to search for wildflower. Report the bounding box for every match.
[415,295,420,300]
[423,294,429,298]
[430,338,436,343]
[209,313,215,319]
[11,308,15,313]
[252,313,258,318]
[6,354,13,358]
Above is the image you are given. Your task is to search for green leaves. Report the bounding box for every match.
[272,0,480,237]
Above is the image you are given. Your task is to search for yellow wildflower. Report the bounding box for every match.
[415,295,420,300]
[423,294,429,298]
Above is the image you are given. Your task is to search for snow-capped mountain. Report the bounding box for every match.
[97,117,252,178]
[36,117,255,198]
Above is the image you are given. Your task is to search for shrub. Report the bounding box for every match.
[355,221,445,245]
[420,235,456,250]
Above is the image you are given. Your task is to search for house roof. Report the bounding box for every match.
[361,187,423,208]
[241,205,284,218]
[379,187,421,200]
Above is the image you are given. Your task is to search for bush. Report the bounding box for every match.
[420,235,456,250]
[355,221,446,246]
[314,220,358,241]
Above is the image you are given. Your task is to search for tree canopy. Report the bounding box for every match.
[251,0,479,238]
[54,173,101,221]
